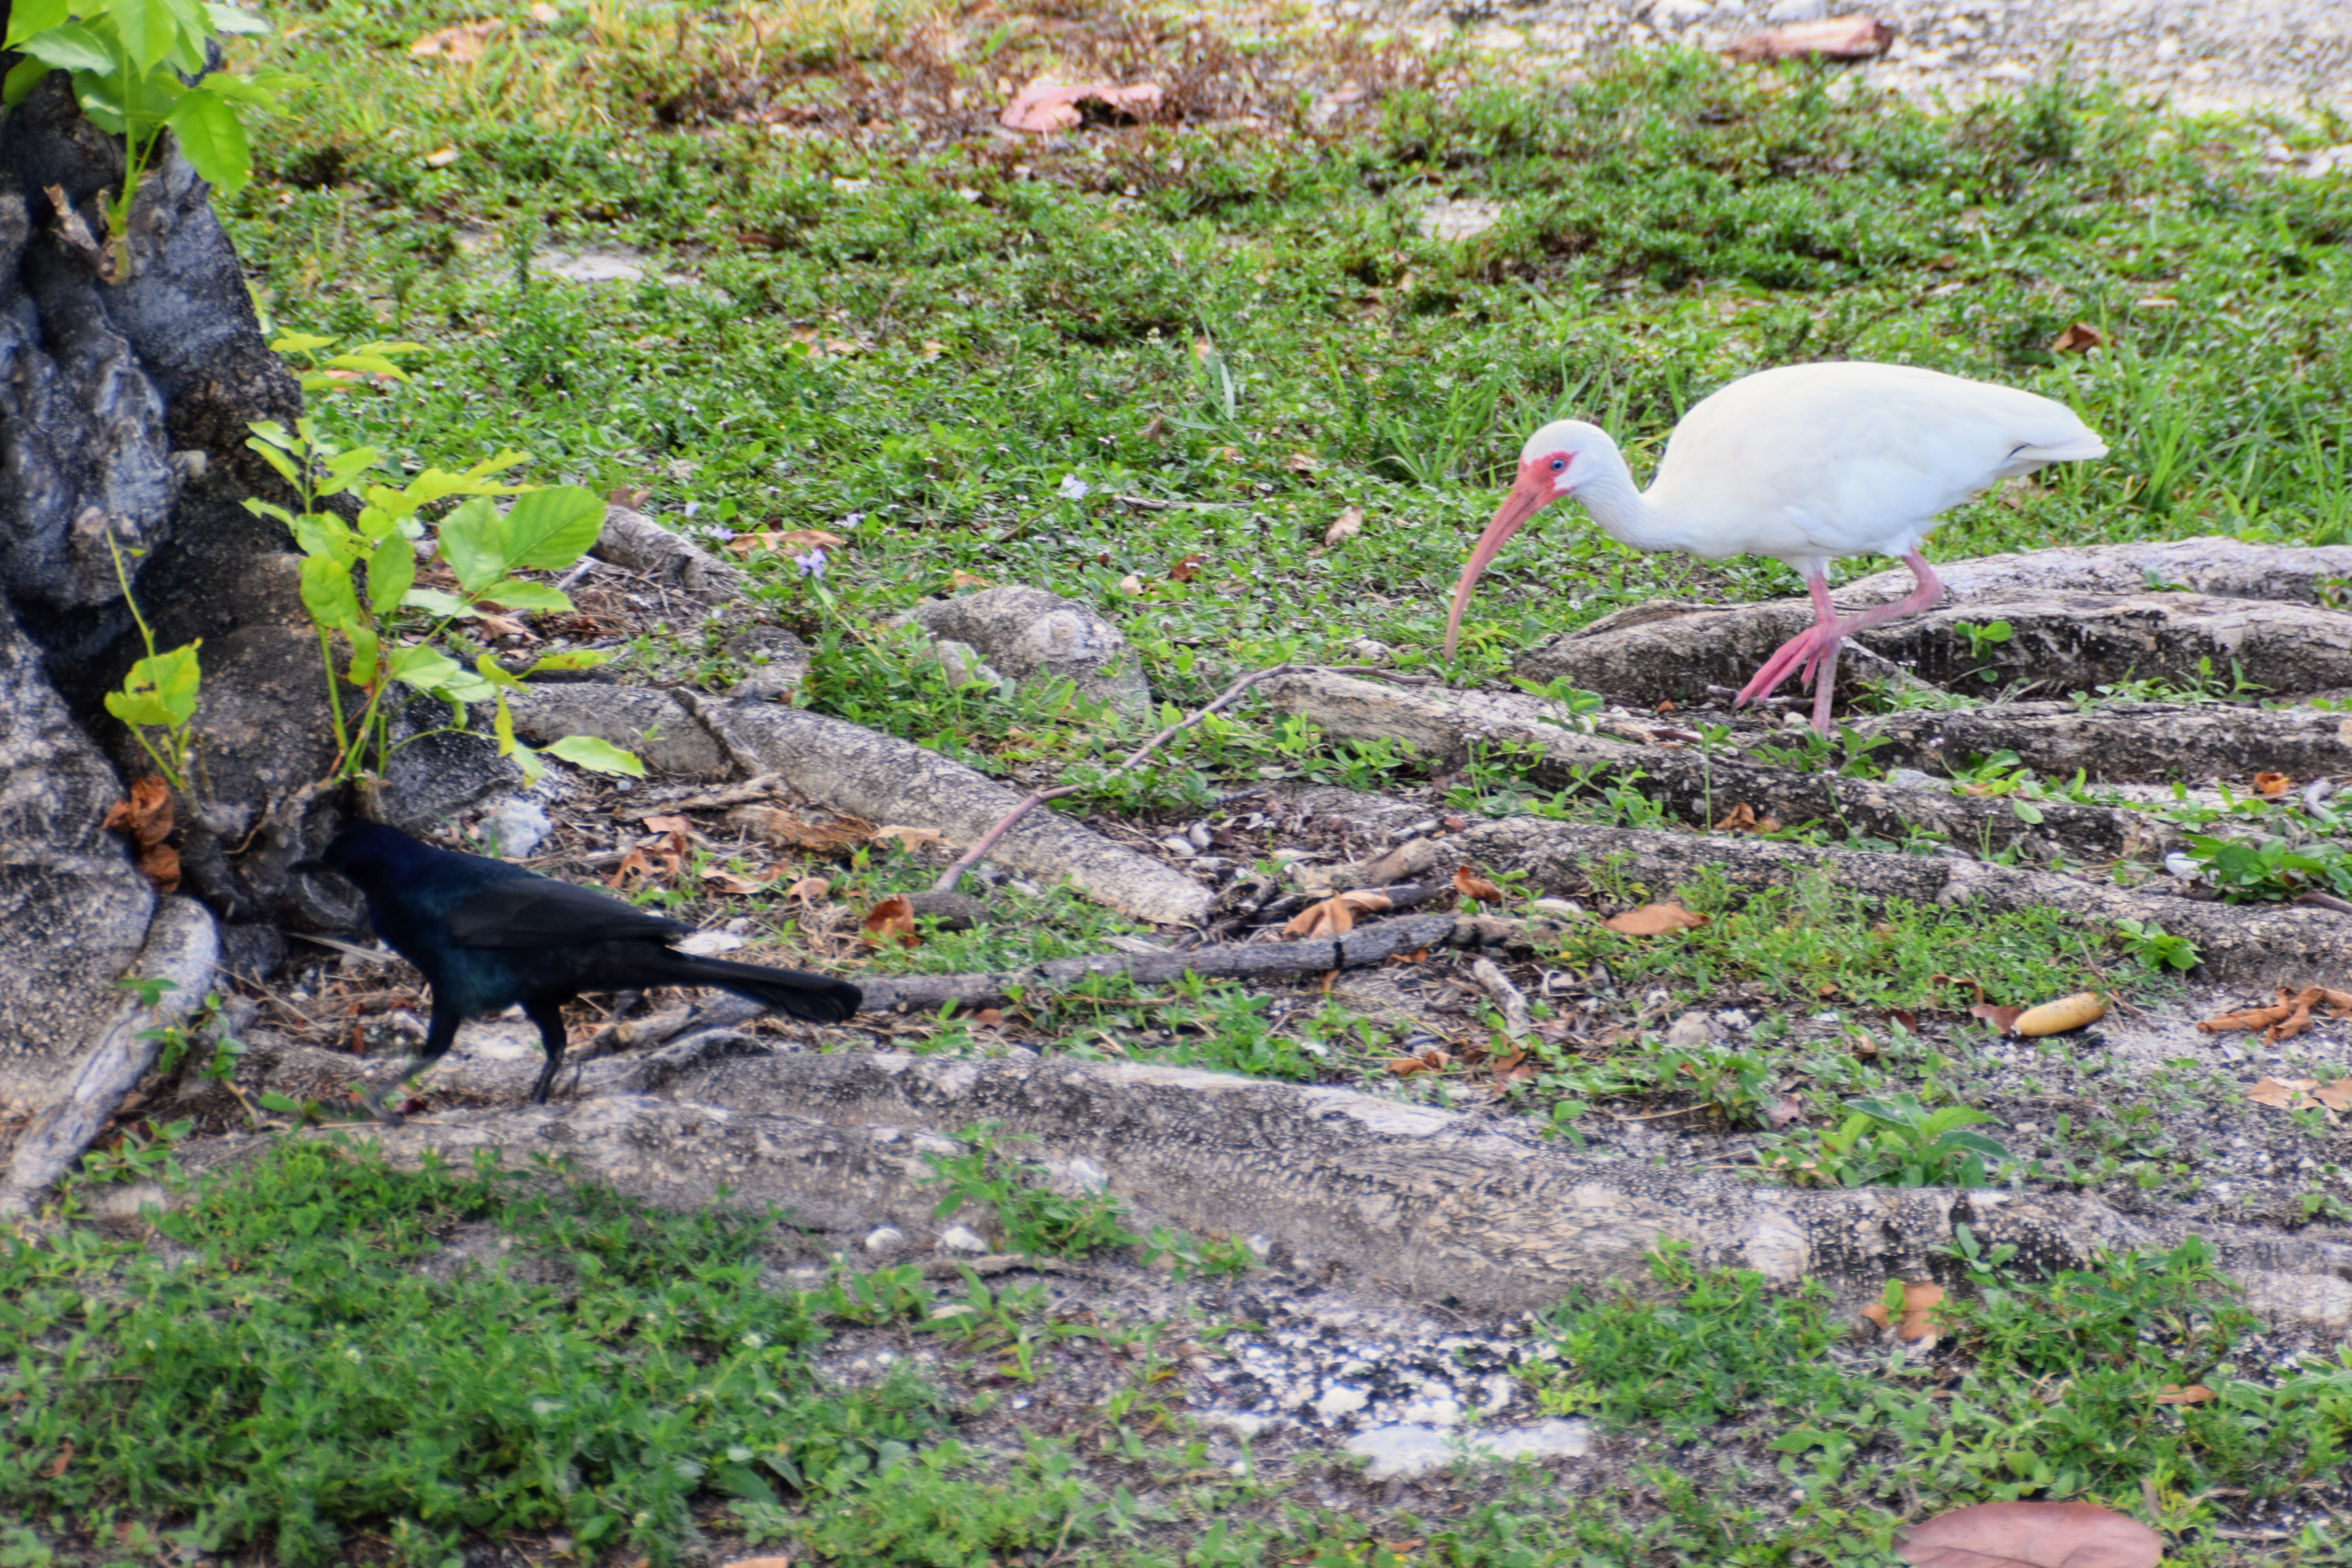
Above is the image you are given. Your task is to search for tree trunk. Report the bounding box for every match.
[0,69,471,1203]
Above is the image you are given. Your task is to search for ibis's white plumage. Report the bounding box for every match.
[1447,361,2110,734]
[1522,362,2107,577]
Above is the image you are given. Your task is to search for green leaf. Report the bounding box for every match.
[477,579,573,612]
[2,54,53,106]
[325,352,407,378]
[527,648,613,673]
[321,446,380,492]
[110,0,180,72]
[1939,1131,2015,1162]
[19,22,117,75]
[367,536,415,613]
[343,619,379,686]
[472,653,528,692]
[166,87,252,193]
[493,695,547,782]
[268,331,336,355]
[713,1464,777,1504]
[437,497,505,592]
[256,1091,306,1114]
[544,734,646,777]
[243,437,300,486]
[388,644,493,702]
[4,0,70,47]
[298,555,359,628]
[291,512,358,563]
[400,587,467,616]
[494,485,604,570]
[204,2,271,33]
[2011,799,2044,825]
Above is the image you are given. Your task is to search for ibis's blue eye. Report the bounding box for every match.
[1548,457,1566,473]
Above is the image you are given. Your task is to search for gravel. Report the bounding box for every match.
[1339,0,2352,122]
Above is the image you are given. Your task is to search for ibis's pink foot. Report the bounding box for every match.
[1734,622,1837,709]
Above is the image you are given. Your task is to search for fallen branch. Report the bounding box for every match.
[1471,957,1535,1040]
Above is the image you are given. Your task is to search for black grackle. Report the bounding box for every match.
[302,821,861,1123]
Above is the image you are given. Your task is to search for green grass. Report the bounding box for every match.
[228,0,2352,745]
[8,1146,2350,1567]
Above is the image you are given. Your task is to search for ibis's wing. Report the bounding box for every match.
[445,875,690,948]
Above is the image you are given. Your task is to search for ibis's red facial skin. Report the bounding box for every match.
[1443,453,1572,657]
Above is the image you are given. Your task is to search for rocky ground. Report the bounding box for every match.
[1342,0,2352,129]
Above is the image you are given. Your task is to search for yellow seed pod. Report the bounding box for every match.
[2012,992,2107,1037]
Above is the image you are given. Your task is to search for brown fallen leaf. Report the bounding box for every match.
[410,20,499,60]
[2254,771,2292,797]
[1000,79,1165,134]
[608,485,650,509]
[1385,1056,1431,1076]
[702,869,770,896]
[779,527,845,554]
[2314,1078,2352,1113]
[1859,1281,1945,1341]
[1896,1499,2162,1568]
[720,1557,797,1568]
[1169,553,1205,584]
[784,875,832,904]
[862,894,919,948]
[1969,1002,2025,1034]
[38,1441,70,1479]
[1325,505,1364,546]
[1713,802,1785,834]
[102,775,179,893]
[949,569,991,591]
[2246,1075,2318,1109]
[640,814,695,838]
[1116,573,1144,595]
[1725,15,1894,62]
[1764,1094,1805,1130]
[2049,321,2105,355]
[422,147,461,169]
[2154,1383,2216,1405]
[1283,888,1394,940]
[974,1008,1004,1028]
[1453,865,1505,903]
[1285,451,1319,474]
[871,824,947,851]
[1603,903,1708,936]
[2198,984,2352,1045]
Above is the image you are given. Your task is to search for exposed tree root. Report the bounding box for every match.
[1849,700,2352,784]
[1263,669,2171,862]
[0,897,218,1212]
[1521,592,2352,709]
[1831,537,2352,608]
[164,1055,2352,1328]
[1451,815,2352,989]
[592,502,754,604]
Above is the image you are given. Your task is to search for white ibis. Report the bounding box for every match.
[1442,362,2109,734]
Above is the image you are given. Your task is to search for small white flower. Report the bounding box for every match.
[2163,851,2201,881]
[1056,474,1090,501]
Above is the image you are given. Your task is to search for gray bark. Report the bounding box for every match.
[704,698,1215,926]
[1520,591,2352,708]
[1848,700,2352,784]
[0,75,352,1187]
[592,501,755,604]
[1452,815,2352,989]
[163,1055,2352,1329]
[1834,537,2352,608]
[1263,669,2172,862]
[907,585,1150,719]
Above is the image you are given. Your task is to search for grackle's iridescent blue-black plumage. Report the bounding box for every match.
[310,821,861,1122]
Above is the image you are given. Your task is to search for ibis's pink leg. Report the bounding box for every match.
[1733,553,1948,735]
[1733,572,1840,712]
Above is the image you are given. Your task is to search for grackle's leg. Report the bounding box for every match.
[524,998,571,1105]
[363,1002,461,1126]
